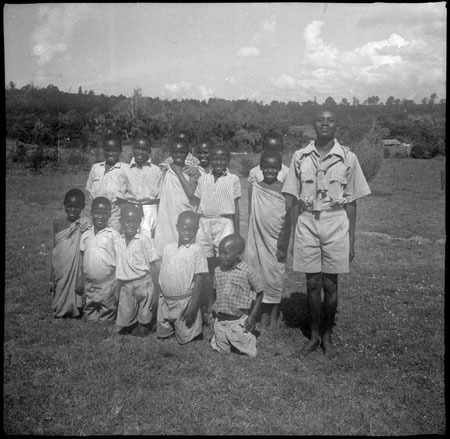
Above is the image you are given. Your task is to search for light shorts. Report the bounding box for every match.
[210,314,257,358]
[116,275,155,328]
[293,209,349,274]
[196,216,235,258]
[84,275,117,323]
[140,204,158,239]
[156,295,202,344]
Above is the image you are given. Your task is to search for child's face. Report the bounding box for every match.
[176,218,198,246]
[171,143,188,167]
[196,144,210,168]
[91,203,111,231]
[261,157,282,184]
[120,211,141,239]
[103,148,121,166]
[133,146,151,166]
[218,241,241,270]
[64,196,84,222]
[211,150,230,175]
[314,111,338,140]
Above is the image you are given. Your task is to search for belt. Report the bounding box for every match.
[214,312,247,321]
[129,200,159,206]
[200,214,233,220]
[302,207,344,219]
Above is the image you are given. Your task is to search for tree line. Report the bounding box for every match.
[5,82,446,159]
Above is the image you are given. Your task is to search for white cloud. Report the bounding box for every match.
[32,4,94,66]
[199,85,214,101]
[163,80,192,98]
[296,19,446,101]
[272,73,297,91]
[253,14,277,43]
[237,46,261,57]
[225,75,237,85]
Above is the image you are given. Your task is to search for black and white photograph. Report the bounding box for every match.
[4,2,445,435]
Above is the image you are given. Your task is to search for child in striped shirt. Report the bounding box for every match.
[194,144,241,319]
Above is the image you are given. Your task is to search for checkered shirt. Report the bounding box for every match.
[212,260,263,317]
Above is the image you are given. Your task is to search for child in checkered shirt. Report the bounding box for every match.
[210,234,263,358]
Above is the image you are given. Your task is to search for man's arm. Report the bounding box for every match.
[170,164,198,204]
[233,198,240,235]
[343,200,357,263]
[247,184,253,224]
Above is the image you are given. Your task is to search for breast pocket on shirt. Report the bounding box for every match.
[300,172,316,199]
[328,169,347,200]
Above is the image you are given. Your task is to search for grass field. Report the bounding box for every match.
[4,158,446,435]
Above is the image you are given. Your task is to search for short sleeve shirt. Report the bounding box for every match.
[195,171,241,216]
[85,161,127,202]
[116,158,162,203]
[159,242,208,299]
[248,163,290,184]
[80,226,120,281]
[115,232,159,281]
[212,261,263,317]
[282,140,371,210]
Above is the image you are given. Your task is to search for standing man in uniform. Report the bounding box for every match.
[282,109,371,358]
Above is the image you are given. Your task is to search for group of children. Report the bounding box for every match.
[50,131,289,358]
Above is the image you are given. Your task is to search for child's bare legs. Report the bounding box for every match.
[301,272,322,355]
[259,303,280,330]
[201,257,217,326]
[268,303,280,330]
[321,273,338,358]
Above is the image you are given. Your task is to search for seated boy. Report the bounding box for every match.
[85,133,127,231]
[50,188,91,318]
[154,138,201,256]
[115,203,160,337]
[157,211,208,344]
[194,145,241,317]
[245,151,292,330]
[210,234,263,358]
[80,197,121,322]
[116,135,162,239]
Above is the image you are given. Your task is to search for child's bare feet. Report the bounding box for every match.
[259,312,269,330]
[322,337,336,359]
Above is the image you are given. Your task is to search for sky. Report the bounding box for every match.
[3,2,447,104]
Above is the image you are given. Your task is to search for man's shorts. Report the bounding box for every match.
[156,295,202,344]
[210,314,257,358]
[84,275,117,323]
[196,216,234,258]
[293,209,349,274]
[116,275,155,327]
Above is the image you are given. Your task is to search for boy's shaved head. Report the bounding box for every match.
[177,210,200,228]
[133,135,152,150]
[103,133,122,151]
[91,196,111,211]
[170,139,189,151]
[260,150,282,167]
[120,203,143,219]
[263,131,283,146]
[64,188,85,205]
[211,144,230,158]
[197,138,213,149]
[220,234,245,254]
[315,108,339,124]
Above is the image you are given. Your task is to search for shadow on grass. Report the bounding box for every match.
[280,291,311,339]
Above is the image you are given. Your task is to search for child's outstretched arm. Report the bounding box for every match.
[181,273,203,328]
[276,195,294,262]
[245,290,263,331]
[247,184,253,222]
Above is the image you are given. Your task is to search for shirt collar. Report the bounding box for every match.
[130,157,152,168]
[302,139,346,160]
[208,169,229,177]
[100,161,122,170]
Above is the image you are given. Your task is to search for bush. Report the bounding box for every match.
[410,144,437,159]
[230,153,260,178]
[65,149,90,168]
[350,126,384,182]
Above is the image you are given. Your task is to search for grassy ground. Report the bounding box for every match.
[4,158,445,435]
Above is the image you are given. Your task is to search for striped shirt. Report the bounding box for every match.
[115,232,159,282]
[116,157,163,203]
[85,161,127,202]
[195,170,241,216]
[248,163,290,184]
[159,242,208,299]
[80,226,120,282]
[212,261,263,317]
